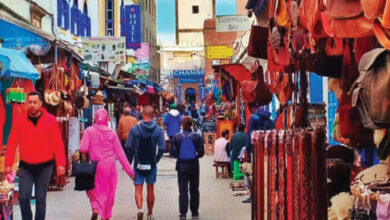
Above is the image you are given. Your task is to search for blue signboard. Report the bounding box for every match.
[125,5,141,49]
[172,70,205,78]
[179,78,203,84]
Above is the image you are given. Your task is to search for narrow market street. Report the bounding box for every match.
[14,155,251,220]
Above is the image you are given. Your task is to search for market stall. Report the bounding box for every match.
[244,0,390,219]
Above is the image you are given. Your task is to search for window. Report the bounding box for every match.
[106,0,114,36]
[192,5,199,14]
[30,4,46,29]
[120,0,125,36]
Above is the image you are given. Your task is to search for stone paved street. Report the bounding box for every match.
[14,155,251,220]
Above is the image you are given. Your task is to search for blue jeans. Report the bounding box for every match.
[18,164,53,220]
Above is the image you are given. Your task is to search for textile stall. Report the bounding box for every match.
[212,64,252,138]
[244,0,390,219]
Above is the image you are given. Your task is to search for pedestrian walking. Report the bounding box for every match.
[126,105,166,220]
[230,124,247,174]
[163,104,182,156]
[118,106,138,162]
[80,109,135,220]
[171,116,204,220]
[4,91,66,220]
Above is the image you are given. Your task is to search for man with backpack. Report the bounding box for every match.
[126,106,166,220]
[164,103,182,156]
[172,116,204,220]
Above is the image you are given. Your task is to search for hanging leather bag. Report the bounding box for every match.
[338,93,374,148]
[248,24,268,59]
[326,0,374,38]
[350,48,390,129]
[241,66,273,106]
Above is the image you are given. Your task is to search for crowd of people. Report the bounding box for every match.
[3,90,276,220]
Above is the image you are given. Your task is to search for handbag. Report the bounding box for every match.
[248,24,268,59]
[71,153,97,191]
[241,65,273,106]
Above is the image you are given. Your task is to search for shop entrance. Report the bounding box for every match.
[185,88,196,104]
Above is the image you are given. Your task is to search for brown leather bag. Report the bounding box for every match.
[248,25,269,59]
[351,48,390,129]
[274,72,293,105]
[241,66,273,106]
[360,0,386,19]
[326,0,374,38]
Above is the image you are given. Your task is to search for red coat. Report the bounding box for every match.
[5,109,66,167]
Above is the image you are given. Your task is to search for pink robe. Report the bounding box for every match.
[80,109,134,219]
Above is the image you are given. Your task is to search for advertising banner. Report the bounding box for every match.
[216,15,252,32]
[136,43,150,63]
[207,46,233,59]
[82,37,126,62]
[125,5,141,49]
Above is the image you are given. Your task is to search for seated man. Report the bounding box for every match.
[214,130,230,163]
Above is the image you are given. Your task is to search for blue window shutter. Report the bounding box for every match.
[57,0,62,27]
[64,1,70,30]
[86,16,91,36]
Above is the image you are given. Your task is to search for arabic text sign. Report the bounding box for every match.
[216,15,252,32]
[207,46,233,59]
[82,37,126,62]
[125,5,142,49]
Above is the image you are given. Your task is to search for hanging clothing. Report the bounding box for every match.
[80,109,134,219]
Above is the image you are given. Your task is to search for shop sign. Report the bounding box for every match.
[125,5,142,49]
[179,78,203,84]
[135,43,150,64]
[172,70,205,78]
[203,119,217,133]
[207,46,233,59]
[216,15,252,32]
[81,37,126,62]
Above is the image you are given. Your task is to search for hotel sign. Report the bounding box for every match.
[125,5,142,49]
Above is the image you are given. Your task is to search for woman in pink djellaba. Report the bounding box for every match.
[80,109,135,220]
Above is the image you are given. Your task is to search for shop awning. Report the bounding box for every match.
[213,64,252,82]
[0,47,40,80]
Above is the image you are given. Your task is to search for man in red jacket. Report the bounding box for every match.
[5,91,66,220]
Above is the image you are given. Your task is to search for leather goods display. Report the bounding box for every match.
[252,128,327,220]
[241,66,273,106]
[309,38,343,78]
[248,25,269,59]
[326,0,362,19]
[44,64,61,107]
[351,48,390,129]
[373,0,390,49]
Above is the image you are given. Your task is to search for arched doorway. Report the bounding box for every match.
[185,88,196,104]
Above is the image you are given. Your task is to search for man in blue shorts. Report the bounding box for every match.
[126,105,166,220]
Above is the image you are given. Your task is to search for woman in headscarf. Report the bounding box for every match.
[80,109,135,220]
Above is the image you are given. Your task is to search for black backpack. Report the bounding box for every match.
[135,126,156,176]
